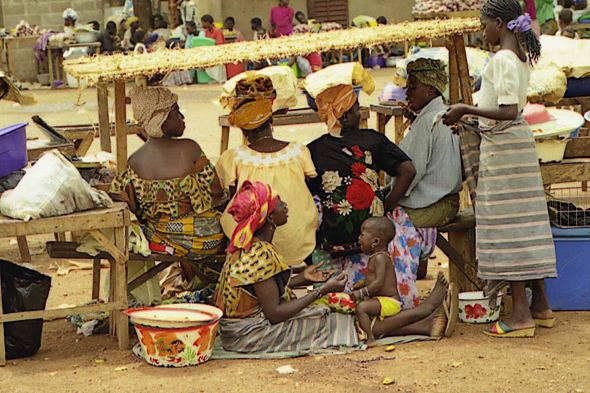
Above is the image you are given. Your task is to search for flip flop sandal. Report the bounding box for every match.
[444,283,459,338]
[484,321,535,338]
[534,318,556,328]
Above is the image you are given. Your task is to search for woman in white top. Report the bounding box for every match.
[443,0,557,338]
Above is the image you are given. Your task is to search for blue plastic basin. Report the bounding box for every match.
[0,122,28,178]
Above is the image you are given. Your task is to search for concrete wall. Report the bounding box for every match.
[5,37,39,82]
[1,0,105,31]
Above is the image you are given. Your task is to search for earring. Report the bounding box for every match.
[268,217,277,232]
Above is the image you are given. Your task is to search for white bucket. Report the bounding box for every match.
[458,291,503,324]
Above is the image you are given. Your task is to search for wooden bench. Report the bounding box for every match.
[46,242,226,300]
[0,203,131,366]
[436,209,482,292]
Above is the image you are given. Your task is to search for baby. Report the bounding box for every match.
[353,217,401,347]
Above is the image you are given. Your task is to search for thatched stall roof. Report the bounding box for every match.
[64,18,481,84]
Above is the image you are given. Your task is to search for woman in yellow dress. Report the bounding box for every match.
[216,76,319,267]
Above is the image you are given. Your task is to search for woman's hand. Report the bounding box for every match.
[320,271,347,295]
[302,262,333,283]
[443,104,469,126]
[351,290,361,302]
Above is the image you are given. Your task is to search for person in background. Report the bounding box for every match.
[201,14,227,83]
[152,14,172,41]
[171,19,187,42]
[524,0,542,35]
[535,0,558,34]
[270,0,294,37]
[352,15,378,28]
[223,16,245,42]
[63,8,79,35]
[132,30,149,52]
[295,11,307,24]
[177,0,198,25]
[122,16,141,50]
[89,21,100,32]
[557,8,580,37]
[97,21,124,54]
[184,21,198,48]
[251,17,269,40]
[376,16,388,25]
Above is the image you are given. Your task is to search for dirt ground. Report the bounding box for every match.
[1,70,589,393]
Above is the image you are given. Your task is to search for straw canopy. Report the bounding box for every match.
[64,18,481,84]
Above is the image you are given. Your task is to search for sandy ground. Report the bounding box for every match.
[1,70,590,392]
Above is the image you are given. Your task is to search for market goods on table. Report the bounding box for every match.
[64,18,481,84]
[14,20,40,37]
[528,59,568,104]
[303,63,375,98]
[529,107,585,163]
[413,0,483,17]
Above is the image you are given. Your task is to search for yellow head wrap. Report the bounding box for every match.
[126,16,139,28]
[406,58,448,95]
[316,84,357,137]
[228,99,273,131]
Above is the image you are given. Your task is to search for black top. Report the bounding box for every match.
[307,128,411,258]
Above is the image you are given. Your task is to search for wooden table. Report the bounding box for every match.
[47,42,101,88]
[218,106,370,154]
[370,104,409,144]
[0,203,131,366]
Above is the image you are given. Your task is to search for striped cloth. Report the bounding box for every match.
[456,118,557,281]
[218,305,358,353]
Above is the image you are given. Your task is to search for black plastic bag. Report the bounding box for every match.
[1,260,51,360]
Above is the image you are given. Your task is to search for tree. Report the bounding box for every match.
[133,0,153,31]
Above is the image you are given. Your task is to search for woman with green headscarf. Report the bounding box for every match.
[386,58,462,232]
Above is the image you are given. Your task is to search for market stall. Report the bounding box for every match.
[64,18,482,171]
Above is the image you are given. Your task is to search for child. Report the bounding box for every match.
[558,8,580,37]
[443,0,556,338]
[270,0,294,37]
[352,217,400,347]
[251,17,268,40]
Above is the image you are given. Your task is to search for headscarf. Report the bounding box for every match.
[227,181,279,252]
[126,16,140,28]
[63,8,80,23]
[227,75,275,131]
[129,87,178,138]
[406,58,448,95]
[315,84,357,137]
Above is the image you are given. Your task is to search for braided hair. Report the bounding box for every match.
[481,0,541,64]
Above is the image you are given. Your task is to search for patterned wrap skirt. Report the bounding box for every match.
[457,118,557,281]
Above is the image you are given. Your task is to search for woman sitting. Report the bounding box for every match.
[110,87,226,297]
[387,58,463,229]
[215,181,454,353]
[216,76,318,268]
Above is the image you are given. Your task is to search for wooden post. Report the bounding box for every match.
[454,34,473,106]
[448,229,482,292]
[114,226,129,350]
[446,38,460,105]
[394,114,405,144]
[220,126,230,155]
[0,270,5,366]
[92,258,101,300]
[17,236,31,263]
[97,83,112,153]
[114,81,127,173]
[47,47,55,89]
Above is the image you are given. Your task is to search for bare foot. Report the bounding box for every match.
[429,304,448,338]
[365,339,378,348]
[421,272,449,312]
[530,308,554,320]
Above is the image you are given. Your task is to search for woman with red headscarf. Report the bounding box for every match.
[214,181,357,353]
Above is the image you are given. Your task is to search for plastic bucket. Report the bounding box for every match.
[458,291,503,324]
[0,122,28,178]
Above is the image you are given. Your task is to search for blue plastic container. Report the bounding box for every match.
[0,122,28,179]
[304,86,362,112]
[564,77,590,98]
[545,227,590,311]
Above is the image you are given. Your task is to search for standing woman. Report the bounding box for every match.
[443,0,556,337]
